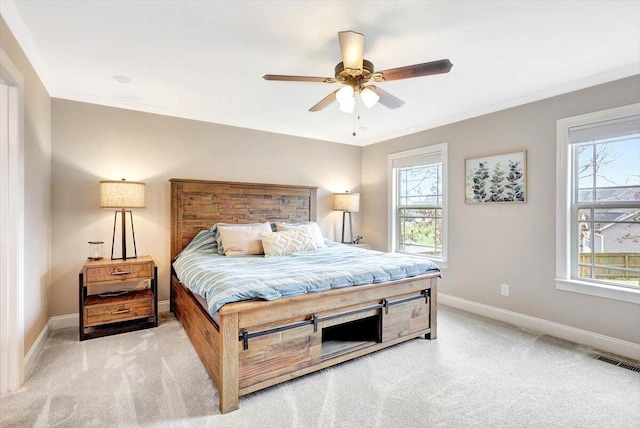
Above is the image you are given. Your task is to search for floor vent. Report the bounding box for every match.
[592,354,640,373]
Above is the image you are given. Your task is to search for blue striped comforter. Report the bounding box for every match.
[173,241,440,315]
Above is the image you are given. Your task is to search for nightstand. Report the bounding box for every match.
[346,243,372,250]
[79,255,157,341]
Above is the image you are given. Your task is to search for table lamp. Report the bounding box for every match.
[100,179,146,260]
[333,191,360,244]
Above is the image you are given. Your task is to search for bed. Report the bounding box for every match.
[170,178,440,413]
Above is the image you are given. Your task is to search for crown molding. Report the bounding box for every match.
[0,0,55,95]
[362,64,640,147]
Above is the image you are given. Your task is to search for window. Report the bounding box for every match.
[556,104,640,303]
[389,143,447,267]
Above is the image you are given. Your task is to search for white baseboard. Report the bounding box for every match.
[438,293,640,361]
[158,299,170,313]
[23,321,49,377]
[49,313,79,330]
[24,300,172,376]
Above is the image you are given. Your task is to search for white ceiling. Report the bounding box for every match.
[2,0,639,146]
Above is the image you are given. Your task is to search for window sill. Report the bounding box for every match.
[425,258,447,270]
[555,278,639,304]
[394,251,447,270]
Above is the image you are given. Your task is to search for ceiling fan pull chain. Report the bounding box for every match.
[352,94,358,136]
[352,110,356,136]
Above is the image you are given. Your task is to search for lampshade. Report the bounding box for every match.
[360,86,380,108]
[338,31,364,75]
[333,192,360,212]
[100,179,146,208]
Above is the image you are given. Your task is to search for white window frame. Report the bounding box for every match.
[388,143,448,268]
[555,103,640,304]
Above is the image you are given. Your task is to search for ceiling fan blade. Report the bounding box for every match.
[338,31,364,75]
[369,86,405,109]
[374,59,453,82]
[309,89,339,112]
[263,74,336,83]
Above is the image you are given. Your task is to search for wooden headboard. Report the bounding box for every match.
[170,179,318,260]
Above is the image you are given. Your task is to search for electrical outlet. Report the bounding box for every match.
[501,283,510,296]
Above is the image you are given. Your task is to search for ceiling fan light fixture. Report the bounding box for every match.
[360,86,380,109]
[338,96,355,113]
[264,31,453,118]
[335,85,354,104]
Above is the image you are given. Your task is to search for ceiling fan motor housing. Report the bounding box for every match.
[335,59,374,86]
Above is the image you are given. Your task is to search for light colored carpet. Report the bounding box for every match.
[1,306,639,428]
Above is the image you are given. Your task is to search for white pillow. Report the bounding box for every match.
[259,228,316,257]
[275,222,326,248]
[217,222,272,256]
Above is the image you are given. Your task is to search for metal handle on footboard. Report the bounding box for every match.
[239,289,431,350]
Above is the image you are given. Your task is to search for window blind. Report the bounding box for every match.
[568,114,640,144]
[391,152,441,169]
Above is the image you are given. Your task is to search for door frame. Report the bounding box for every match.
[0,47,25,394]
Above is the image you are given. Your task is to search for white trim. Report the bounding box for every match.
[0,0,54,94]
[19,301,173,385]
[0,47,25,395]
[1,0,636,148]
[49,313,79,330]
[356,64,640,146]
[555,103,640,304]
[158,299,170,313]
[23,320,49,377]
[387,143,448,266]
[438,293,640,361]
[556,278,640,304]
[51,66,640,148]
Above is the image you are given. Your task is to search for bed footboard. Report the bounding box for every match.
[171,273,438,414]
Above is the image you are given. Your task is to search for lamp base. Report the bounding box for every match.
[341,211,355,244]
[110,209,138,260]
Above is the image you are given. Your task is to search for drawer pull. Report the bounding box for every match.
[108,309,132,315]
[110,270,131,276]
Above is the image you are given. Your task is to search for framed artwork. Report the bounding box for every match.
[465,150,526,203]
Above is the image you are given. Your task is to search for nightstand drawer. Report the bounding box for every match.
[84,289,154,327]
[85,261,153,285]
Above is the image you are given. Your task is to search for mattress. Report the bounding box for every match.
[173,240,440,316]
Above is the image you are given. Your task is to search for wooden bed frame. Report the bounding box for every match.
[170,178,439,413]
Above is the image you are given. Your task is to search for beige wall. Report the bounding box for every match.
[362,75,640,344]
[51,99,362,316]
[0,16,52,355]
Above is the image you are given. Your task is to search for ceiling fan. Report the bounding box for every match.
[263,31,453,113]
